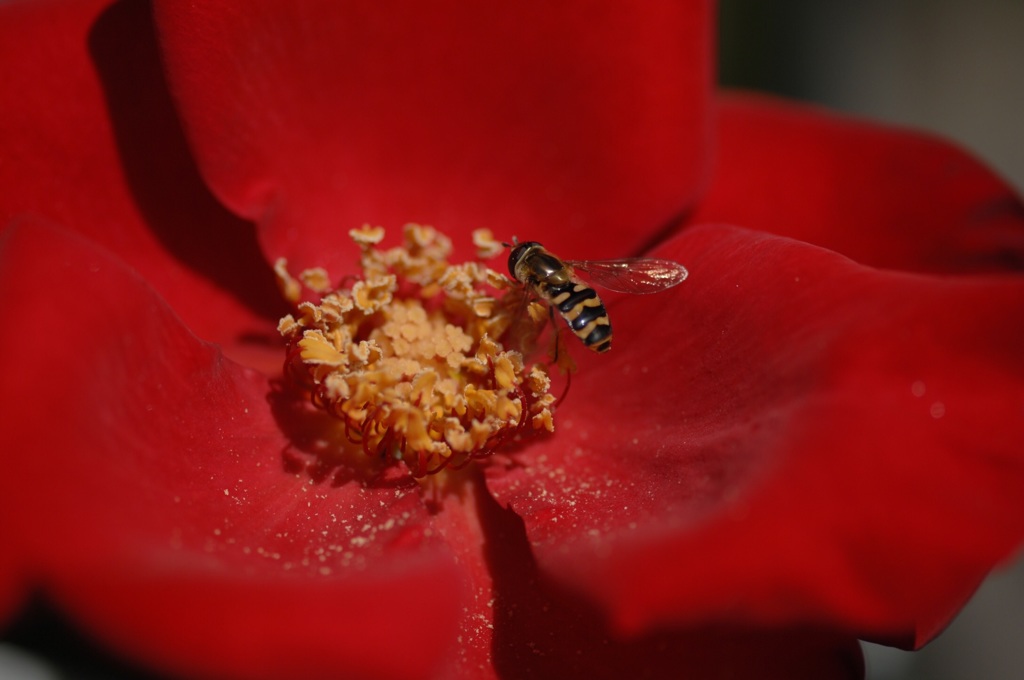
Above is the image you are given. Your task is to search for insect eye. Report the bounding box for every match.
[507,245,525,276]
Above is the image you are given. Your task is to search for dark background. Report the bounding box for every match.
[720,0,1023,191]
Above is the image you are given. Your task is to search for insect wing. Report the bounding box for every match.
[565,258,688,294]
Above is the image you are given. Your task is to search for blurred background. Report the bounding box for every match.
[719,1,1024,678]
[720,0,1024,192]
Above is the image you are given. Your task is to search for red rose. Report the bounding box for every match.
[2,2,1022,679]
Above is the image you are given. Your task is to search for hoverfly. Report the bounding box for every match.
[506,240,688,353]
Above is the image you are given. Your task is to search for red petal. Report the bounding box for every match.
[153,1,713,274]
[487,224,1024,649]
[0,558,21,627]
[0,0,284,369]
[690,93,1024,274]
[430,473,863,679]
[0,223,463,679]
[54,560,461,680]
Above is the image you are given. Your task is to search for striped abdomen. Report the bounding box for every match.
[538,277,612,353]
[508,241,613,353]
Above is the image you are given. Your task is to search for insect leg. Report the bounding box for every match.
[556,369,571,408]
[548,304,561,364]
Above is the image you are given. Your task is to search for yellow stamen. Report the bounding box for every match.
[277,224,556,477]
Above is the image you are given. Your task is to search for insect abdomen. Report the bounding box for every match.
[542,279,612,353]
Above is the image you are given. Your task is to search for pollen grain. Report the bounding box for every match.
[277,224,554,477]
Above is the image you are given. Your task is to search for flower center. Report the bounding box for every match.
[277,225,555,477]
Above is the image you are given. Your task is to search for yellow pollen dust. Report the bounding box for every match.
[277,224,555,477]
